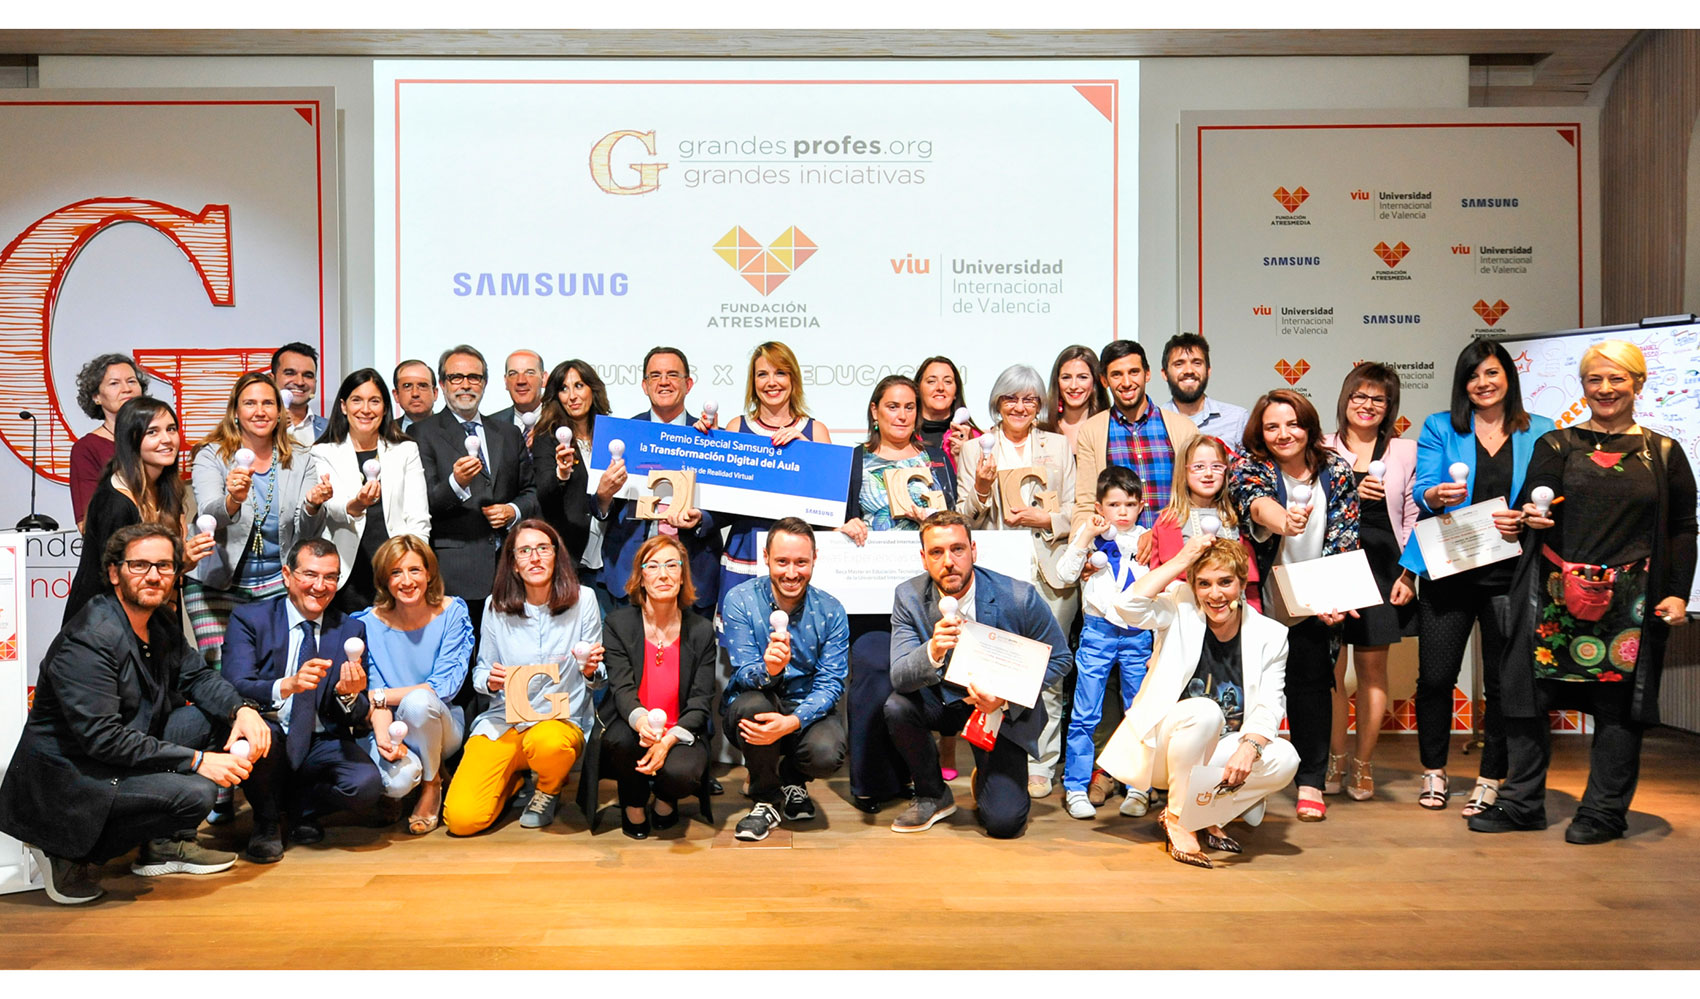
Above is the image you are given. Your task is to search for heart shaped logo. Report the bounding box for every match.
[713,226,817,296]
[1472,298,1510,326]
[1274,359,1311,385]
[1372,241,1411,268]
[1272,186,1310,213]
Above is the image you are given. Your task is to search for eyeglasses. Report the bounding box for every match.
[516,543,554,560]
[1348,392,1388,408]
[1188,462,1228,474]
[121,559,178,577]
[644,371,685,384]
[443,372,487,386]
[1001,395,1041,410]
[291,569,341,586]
[641,559,685,574]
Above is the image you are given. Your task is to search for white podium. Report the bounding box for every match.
[0,533,43,894]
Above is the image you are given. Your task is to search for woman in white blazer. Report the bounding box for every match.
[957,363,1078,799]
[1099,535,1299,869]
[311,368,432,614]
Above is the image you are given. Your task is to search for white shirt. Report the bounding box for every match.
[287,415,318,447]
[926,579,977,668]
[1279,470,1327,564]
[649,408,689,426]
[272,601,336,735]
[1059,526,1151,627]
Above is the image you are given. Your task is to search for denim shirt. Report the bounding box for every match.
[721,576,848,728]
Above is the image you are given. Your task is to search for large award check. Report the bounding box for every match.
[1411,497,1523,580]
[758,530,1033,615]
[585,416,855,527]
[943,619,1051,708]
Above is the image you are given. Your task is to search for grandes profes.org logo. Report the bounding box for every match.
[1271,185,1312,227]
[713,226,817,296]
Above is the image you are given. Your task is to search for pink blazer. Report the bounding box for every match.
[1323,433,1419,546]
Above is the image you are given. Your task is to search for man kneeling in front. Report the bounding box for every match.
[0,524,270,903]
[885,511,1073,838]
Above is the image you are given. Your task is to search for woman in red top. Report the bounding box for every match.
[598,534,718,839]
[1148,436,1261,611]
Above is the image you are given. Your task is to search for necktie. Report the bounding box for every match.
[462,421,491,481]
[287,620,318,768]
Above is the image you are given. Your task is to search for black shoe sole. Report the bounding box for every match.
[734,825,773,842]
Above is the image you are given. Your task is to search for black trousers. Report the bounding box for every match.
[83,705,220,863]
[724,690,848,803]
[847,620,910,801]
[1498,679,1645,833]
[243,720,384,825]
[602,716,710,808]
[1415,574,1510,775]
[1285,616,1337,789]
[883,687,1031,839]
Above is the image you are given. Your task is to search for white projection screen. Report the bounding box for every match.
[374,60,1138,428]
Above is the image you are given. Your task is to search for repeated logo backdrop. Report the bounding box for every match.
[1180,108,1601,429]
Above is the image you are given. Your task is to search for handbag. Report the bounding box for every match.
[1542,545,1615,622]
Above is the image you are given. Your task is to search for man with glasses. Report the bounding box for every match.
[412,343,538,638]
[490,349,547,444]
[393,358,439,432]
[221,538,383,863]
[1159,333,1249,452]
[601,346,721,616]
[0,524,269,904]
[721,519,849,841]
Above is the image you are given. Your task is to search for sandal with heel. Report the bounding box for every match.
[1323,752,1346,795]
[1460,778,1500,818]
[1347,757,1375,801]
[1418,771,1448,811]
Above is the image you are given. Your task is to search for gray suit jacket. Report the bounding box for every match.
[889,565,1073,757]
[191,443,327,590]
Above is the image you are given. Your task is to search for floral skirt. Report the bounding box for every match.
[1533,553,1647,683]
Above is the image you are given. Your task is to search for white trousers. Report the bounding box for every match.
[1148,697,1299,831]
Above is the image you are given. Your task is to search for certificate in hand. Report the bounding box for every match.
[943,619,1051,709]
[1412,496,1523,580]
[1179,765,1255,832]
[1268,548,1384,619]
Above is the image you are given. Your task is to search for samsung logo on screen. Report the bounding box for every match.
[451,272,630,297]
[1460,198,1520,208]
[1362,314,1422,325]
[1262,256,1322,266]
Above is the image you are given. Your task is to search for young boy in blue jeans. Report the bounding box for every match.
[1057,465,1154,819]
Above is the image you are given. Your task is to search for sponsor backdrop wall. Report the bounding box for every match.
[0,87,342,685]
[374,60,1138,427]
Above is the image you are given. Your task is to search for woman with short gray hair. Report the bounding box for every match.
[68,353,149,529]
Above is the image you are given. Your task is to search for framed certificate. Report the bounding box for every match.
[1411,497,1523,580]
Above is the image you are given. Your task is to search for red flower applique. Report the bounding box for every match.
[1598,670,1624,682]
[1589,451,1624,470]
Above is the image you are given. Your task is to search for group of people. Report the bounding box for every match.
[2,330,1690,904]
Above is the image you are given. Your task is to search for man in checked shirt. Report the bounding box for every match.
[1072,339,1201,533]
[720,518,850,841]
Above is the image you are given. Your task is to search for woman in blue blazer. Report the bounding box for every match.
[1400,340,1555,816]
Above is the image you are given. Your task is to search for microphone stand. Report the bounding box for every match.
[15,411,60,532]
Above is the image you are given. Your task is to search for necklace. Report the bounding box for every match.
[249,465,276,557]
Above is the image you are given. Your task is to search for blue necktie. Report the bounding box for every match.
[287,620,318,768]
[462,421,491,480]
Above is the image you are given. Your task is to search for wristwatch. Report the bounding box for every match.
[1246,738,1265,759]
[371,687,387,710]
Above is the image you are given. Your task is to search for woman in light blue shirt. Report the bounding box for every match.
[444,519,606,834]
[353,535,474,836]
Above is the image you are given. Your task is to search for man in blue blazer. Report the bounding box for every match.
[221,538,382,863]
[886,511,1074,838]
[598,345,721,615]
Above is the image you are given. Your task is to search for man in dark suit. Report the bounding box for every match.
[0,524,269,904]
[393,357,438,432]
[221,538,382,863]
[885,510,1074,838]
[273,340,330,445]
[411,344,538,637]
[599,345,721,615]
[488,348,547,442]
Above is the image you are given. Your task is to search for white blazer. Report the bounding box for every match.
[1097,581,1290,790]
[310,436,432,589]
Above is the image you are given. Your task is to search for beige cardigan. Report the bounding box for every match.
[1070,405,1200,531]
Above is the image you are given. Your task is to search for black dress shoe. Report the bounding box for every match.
[849,794,883,814]
[620,810,651,840]
[1466,803,1548,833]
[245,820,285,864]
[708,777,725,796]
[651,800,680,831]
[289,818,325,845]
[1565,816,1624,844]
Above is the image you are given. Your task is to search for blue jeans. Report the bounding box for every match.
[1063,615,1152,791]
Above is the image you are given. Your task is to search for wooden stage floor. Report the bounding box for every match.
[4,729,1698,969]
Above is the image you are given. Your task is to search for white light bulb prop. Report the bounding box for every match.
[1368,460,1386,480]
[953,406,971,426]
[701,400,719,427]
[230,739,252,762]
[1288,483,1313,514]
[1088,551,1109,570]
[463,434,482,459]
[978,434,996,454]
[343,636,364,663]
[1101,523,1117,541]
[1199,513,1222,537]
[1531,485,1555,516]
[938,596,959,622]
[233,447,255,470]
[520,409,537,429]
[362,458,381,482]
[646,707,668,734]
[279,388,295,410]
[195,514,217,536]
[555,426,573,447]
[1449,462,1469,485]
[770,609,790,638]
[608,439,626,461]
[388,720,409,743]
[571,640,592,665]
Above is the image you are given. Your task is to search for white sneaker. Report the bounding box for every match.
[1064,790,1096,820]
[1119,788,1150,817]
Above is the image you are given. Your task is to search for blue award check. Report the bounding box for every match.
[585,416,854,527]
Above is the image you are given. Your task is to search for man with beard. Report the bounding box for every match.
[1073,340,1200,532]
[1159,333,1249,452]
